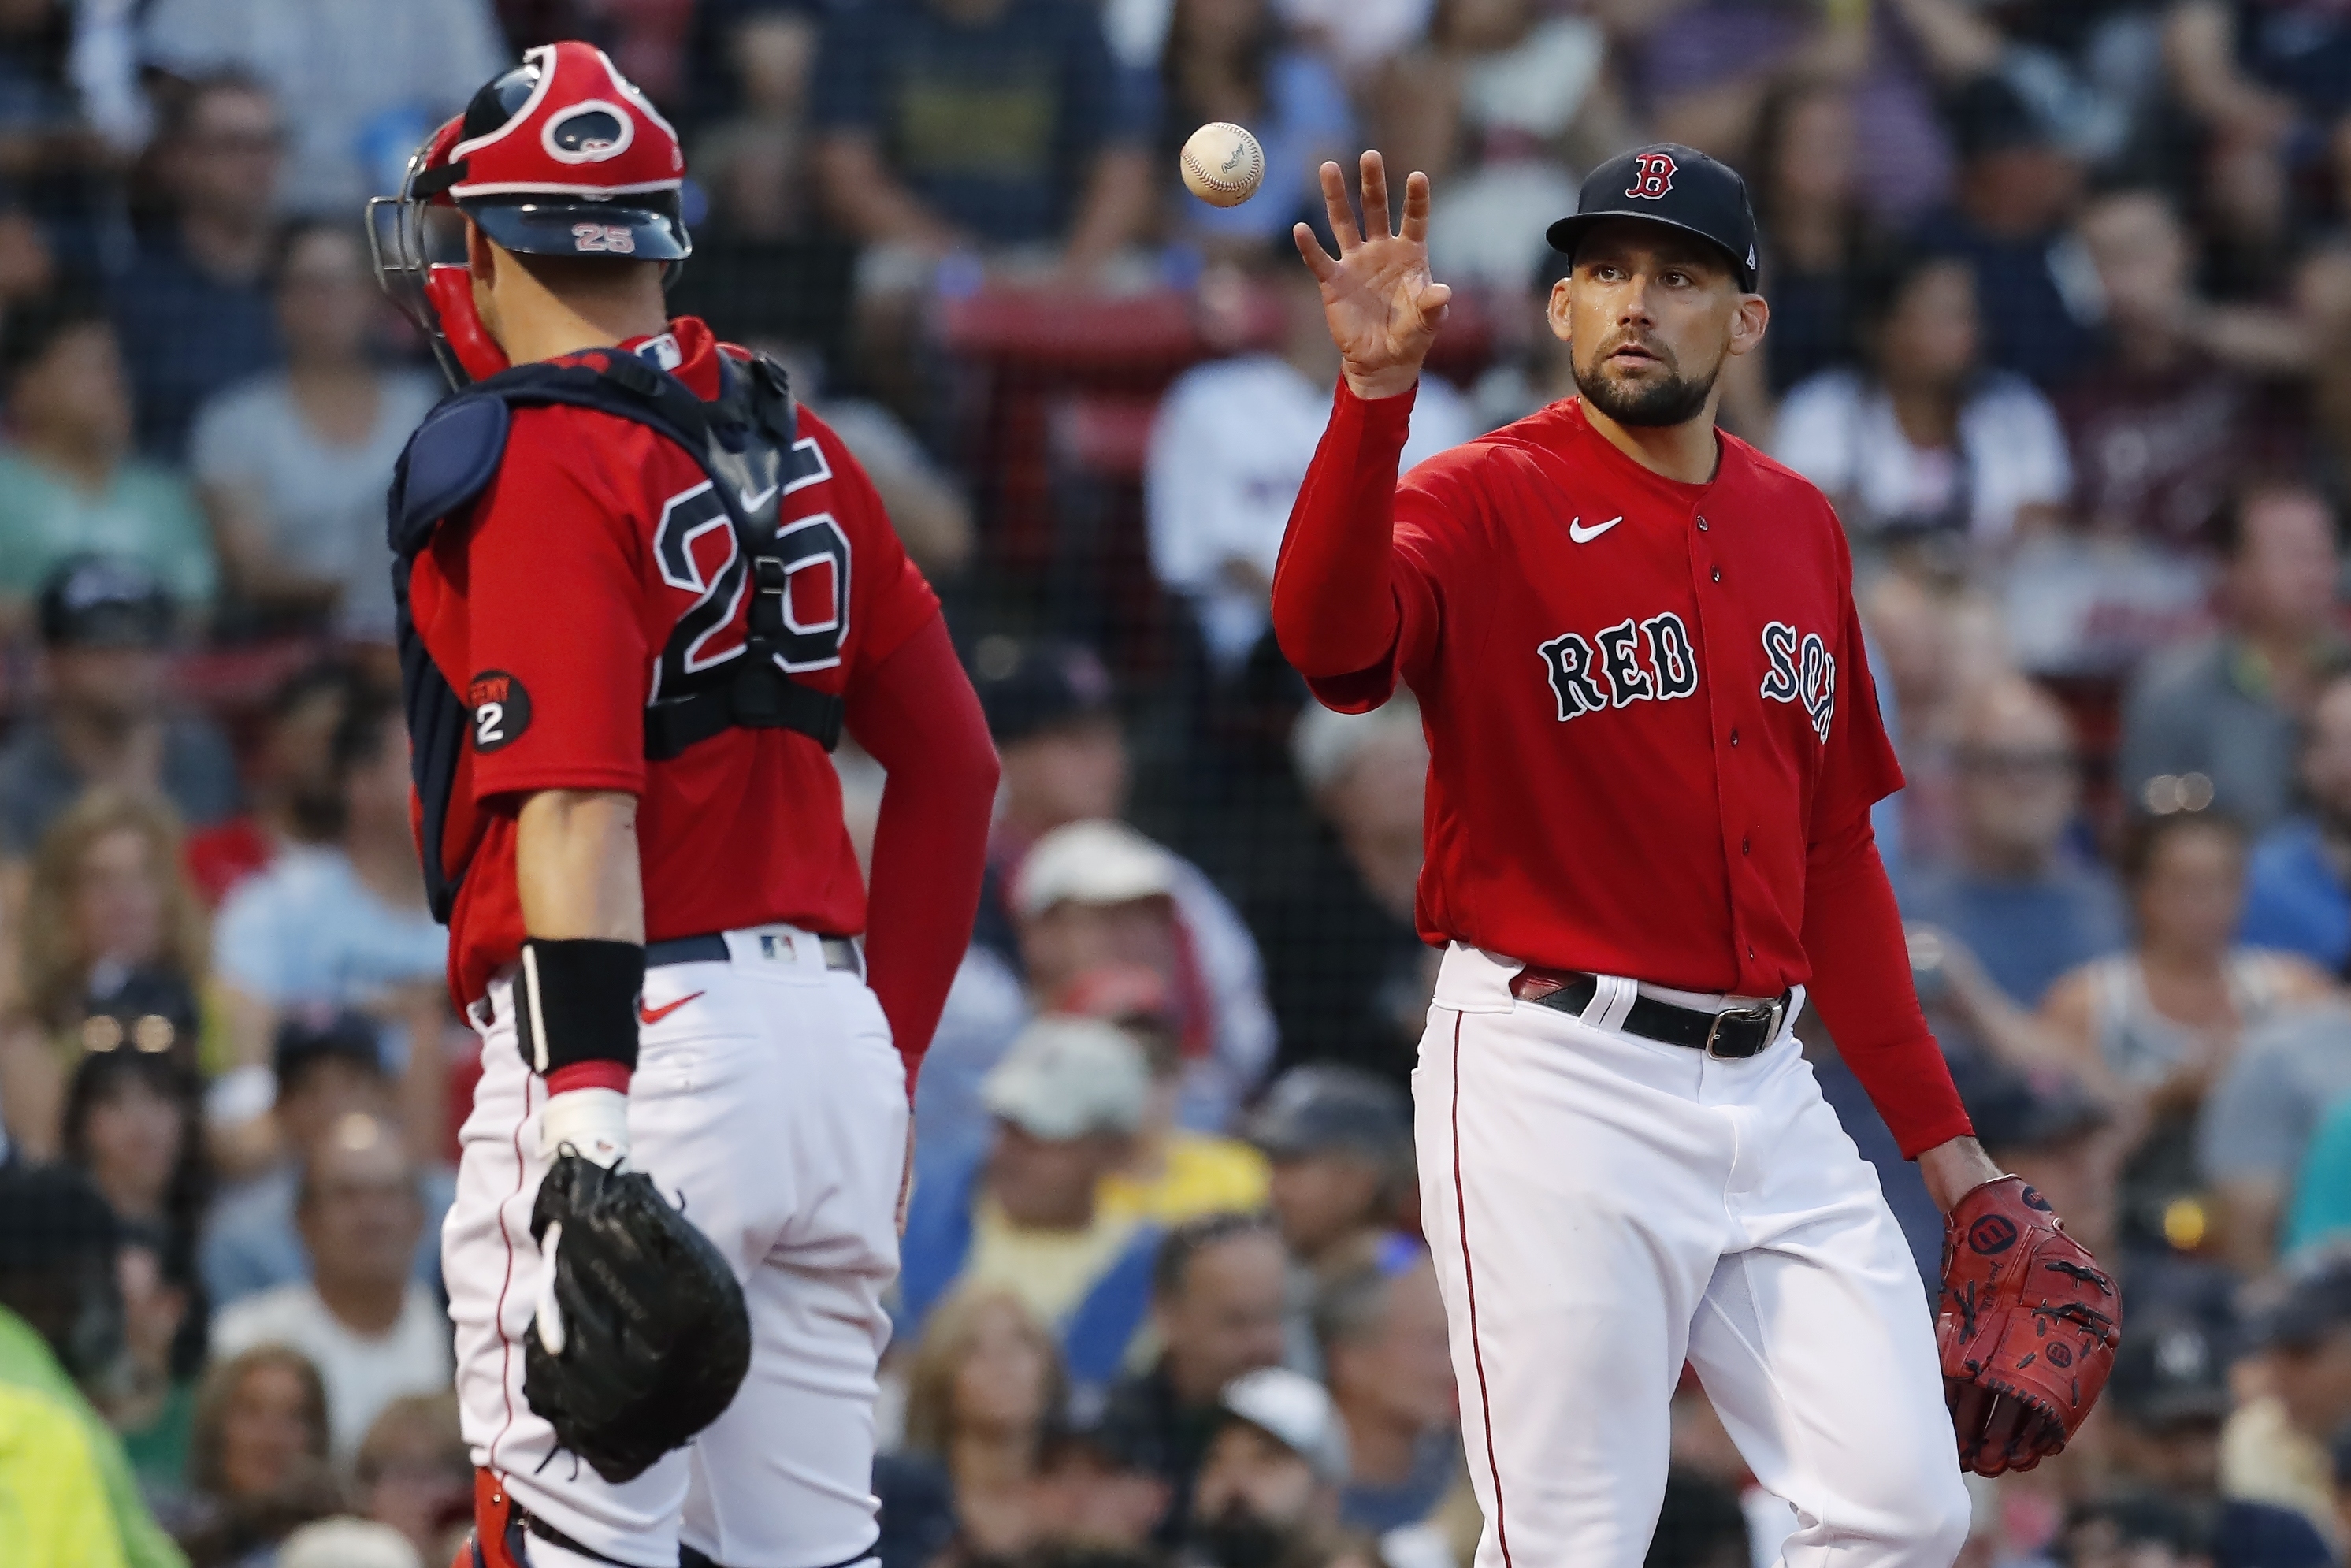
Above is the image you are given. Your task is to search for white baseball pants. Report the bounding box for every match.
[444,925,911,1568]
[1415,945,1970,1568]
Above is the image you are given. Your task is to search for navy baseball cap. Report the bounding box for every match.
[1546,143,1760,292]
[38,555,175,649]
[273,1005,388,1085]
[1245,1064,1411,1165]
[1945,1049,2108,1154]
[968,635,1115,745]
[2244,1243,2351,1350]
[2106,1318,2232,1429]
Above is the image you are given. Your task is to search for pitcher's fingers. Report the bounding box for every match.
[1400,169,1434,243]
[1981,1395,2029,1467]
[1320,162,1361,252]
[1360,150,1391,237]
[1293,221,1340,280]
[1947,1381,1990,1467]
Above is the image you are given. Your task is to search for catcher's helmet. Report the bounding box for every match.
[367,42,690,387]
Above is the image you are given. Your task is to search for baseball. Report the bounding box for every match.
[1180,122,1265,208]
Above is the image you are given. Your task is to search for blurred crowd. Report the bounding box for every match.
[0,2,2348,1567]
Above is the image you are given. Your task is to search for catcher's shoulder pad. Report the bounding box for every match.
[388,392,511,556]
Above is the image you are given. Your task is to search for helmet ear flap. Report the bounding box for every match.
[425,264,511,384]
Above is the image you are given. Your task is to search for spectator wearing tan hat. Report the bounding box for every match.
[961,638,1277,1113]
[1064,964,1269,1228]
[899,1016,1165,1392]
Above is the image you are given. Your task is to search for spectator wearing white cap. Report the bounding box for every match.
[274,1517,421,1568]
[898,1016,1166,1393]
[1014,817,1276,1134]
[950,640,1277,1127]
[1189,1367,1351,1564]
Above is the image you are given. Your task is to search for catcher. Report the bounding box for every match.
[1271,143,2117,1567]
[370,43,997,1568]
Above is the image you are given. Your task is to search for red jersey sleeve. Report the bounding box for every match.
[1807,551,1906,838]
[463,407,652,803]
[1272,381,1450,712]
[1802,812,1974,1158]
[804,406,939,673]
[1800,547,1970,1159]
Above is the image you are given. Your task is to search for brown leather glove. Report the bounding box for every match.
[1936,1176,2121,1476]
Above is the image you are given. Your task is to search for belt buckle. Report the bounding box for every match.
[1703,1000,1779,1060]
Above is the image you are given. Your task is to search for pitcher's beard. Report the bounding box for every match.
[1573,353,1719,428]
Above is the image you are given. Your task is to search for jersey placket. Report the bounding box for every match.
[1684,505,1765,987]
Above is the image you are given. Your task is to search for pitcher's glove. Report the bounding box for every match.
[1936,1176,2120,1477]
[523,1154,752,1483]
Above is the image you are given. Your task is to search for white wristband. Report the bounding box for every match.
[540,1087,630,1169]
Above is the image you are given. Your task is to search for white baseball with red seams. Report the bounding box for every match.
[1181,121,1265,207]
[1413,946,1972,1568]
[444,926,908,1568]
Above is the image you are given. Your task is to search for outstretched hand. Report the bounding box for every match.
[1293,151,1451,401]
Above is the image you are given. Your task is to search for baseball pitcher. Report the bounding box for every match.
[1272,145,2119,1568]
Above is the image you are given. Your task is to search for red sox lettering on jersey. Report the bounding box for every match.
[1538,611,1837,748]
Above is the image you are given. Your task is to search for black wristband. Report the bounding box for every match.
[514,938,646,1076]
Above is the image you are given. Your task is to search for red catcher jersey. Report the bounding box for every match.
[406,318,939,1005]
[1313,394,1902,999]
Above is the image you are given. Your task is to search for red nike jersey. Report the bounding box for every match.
[1292,390,1900,1000]
[406,318,939,1005]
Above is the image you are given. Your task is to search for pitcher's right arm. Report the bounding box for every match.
[1270,153,1451,692]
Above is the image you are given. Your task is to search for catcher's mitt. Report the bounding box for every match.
[1936,1176,2120,1477]
[524,1154,752,1483]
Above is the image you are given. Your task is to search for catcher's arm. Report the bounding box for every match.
[513,788,646,1168]
[511,792,755,1484]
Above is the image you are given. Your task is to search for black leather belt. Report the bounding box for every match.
[1510,967,1786,1059]
[645,931,863,977]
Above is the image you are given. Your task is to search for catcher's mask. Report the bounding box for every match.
[367,40,690,388]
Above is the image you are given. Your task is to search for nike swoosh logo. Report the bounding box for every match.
[636,991,703,1026]
[1568,515,1624,544]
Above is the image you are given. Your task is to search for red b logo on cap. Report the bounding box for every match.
[1626,152,1677,200]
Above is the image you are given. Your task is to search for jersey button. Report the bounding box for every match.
[1742,835,1751,855]
[1696,516,1709,532]
[1711,567,1722,582]
[1730,729,1740,746]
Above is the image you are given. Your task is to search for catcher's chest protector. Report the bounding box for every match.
[387,347,841,922]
